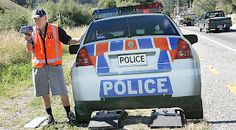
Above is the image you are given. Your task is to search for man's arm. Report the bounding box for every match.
[25,42,33,53]
[58,27,80,45]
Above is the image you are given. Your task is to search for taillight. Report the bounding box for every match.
[75,47,92,67]
[175,39,193,59]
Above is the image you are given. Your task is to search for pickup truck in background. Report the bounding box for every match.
[198,10,232,32]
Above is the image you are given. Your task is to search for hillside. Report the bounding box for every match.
[0,0,29,14]
[0,0,31,31]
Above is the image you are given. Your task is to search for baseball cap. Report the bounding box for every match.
[32,9,46,18]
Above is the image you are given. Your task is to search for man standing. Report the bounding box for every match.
[24,9,79,125]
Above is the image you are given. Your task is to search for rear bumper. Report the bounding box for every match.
[207,24,232,30]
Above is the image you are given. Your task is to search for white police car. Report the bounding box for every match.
[70,6,203,123]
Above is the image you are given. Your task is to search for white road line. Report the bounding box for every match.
[199,34,236,53]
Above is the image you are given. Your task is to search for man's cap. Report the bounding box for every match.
[32,9,46,18]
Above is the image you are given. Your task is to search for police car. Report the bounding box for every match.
[70,4,203,123]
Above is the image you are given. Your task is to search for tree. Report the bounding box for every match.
[161,0,175,16]
[115,0,139,7]
[193,0,236,15]
[10,0,27,6]
[160,0,188,16]
[133,0,155,4]
[217,0,236,14]
[38,0,93,26]
[193,0,218,15]
[98,0,116,8]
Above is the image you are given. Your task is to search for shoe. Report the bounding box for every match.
[67,111,77,126]
[46,115,55,125]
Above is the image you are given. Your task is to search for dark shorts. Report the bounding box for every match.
[32,65,68,97]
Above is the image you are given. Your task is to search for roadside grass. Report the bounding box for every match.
[0,30,32,98]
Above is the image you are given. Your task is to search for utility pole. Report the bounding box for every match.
[177,0,179,15]
[189,0,192,11]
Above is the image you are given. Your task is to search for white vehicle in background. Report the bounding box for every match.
[69,3,203,123]
[176,14,185,26]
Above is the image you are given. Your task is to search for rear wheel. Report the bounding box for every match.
[184,98,203,119]
[224,27,230,32]
[74,106,91,123]
[185,108,203,119]
[76,114,90,123]
[76,115,90,123]
[205,29,210,33]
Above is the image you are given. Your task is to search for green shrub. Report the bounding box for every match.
[98,0,116,8]
[0,6,4,14]
[0,63,32,97]
[39,0,93,27]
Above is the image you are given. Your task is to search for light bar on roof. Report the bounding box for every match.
[93,7,119,20]
[92,2,163,20]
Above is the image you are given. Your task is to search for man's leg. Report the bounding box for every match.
[60,94,77,125]
[49,65,76,125]
[61,94,72,117]
[42,95,54,124]
[60,94,71,116]
[43,95,51,109]
[60,94,70,107]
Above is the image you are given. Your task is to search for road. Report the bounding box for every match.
[181,26,236,130]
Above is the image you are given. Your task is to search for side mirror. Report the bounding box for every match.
[184,34,198,44]
[69,44,80,54]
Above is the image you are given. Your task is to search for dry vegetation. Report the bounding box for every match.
[0,30,29,65]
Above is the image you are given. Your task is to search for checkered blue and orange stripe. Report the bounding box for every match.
[84,37,180,75]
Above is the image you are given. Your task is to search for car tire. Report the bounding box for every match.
[225,27,230,32]
[199,28,202,32]
[74,106,91,123]
[75,113,91,123]
[185,108,203,119]
[184,99,203,119]
[205,29,210,33]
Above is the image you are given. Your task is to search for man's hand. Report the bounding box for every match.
[68,38,80,45]
[24,34,34,53]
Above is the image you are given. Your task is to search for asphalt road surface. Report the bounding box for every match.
[181,26,236,130]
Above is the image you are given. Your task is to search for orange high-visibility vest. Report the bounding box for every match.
[32,24,62,68]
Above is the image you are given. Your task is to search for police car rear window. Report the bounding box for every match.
[84,15,179,43]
